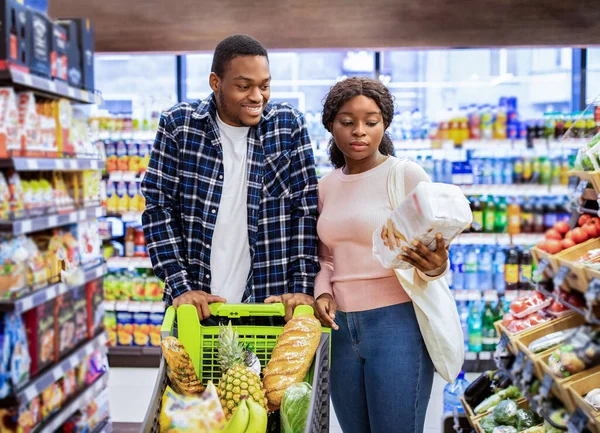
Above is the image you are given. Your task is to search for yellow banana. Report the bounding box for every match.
[244,398,268,433]
[222,400,249,433]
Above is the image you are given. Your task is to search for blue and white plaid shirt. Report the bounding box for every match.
[141,95,319,304]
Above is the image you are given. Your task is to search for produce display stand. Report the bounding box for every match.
[140,303,331,433]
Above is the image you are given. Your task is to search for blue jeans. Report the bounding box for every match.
[331,302,434,433]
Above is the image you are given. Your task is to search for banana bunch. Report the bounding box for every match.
[221,398,268,433]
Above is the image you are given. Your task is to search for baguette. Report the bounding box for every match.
[262,314,321,408]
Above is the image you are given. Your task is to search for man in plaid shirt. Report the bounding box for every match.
[141,35,319,321]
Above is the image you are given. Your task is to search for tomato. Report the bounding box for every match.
[579,214,592,226]
[583,223,600,238]
[545,229,563,241]
[572,227,590,244]
[562,238,576,249]
[550,300,569,313]
[553,221,570,235]
[502,312,515,327]
[545,240,563,254]
[567,293,585,308]
[508,320,529,334]
[565,231,573,241]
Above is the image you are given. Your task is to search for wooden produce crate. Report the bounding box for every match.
[494,317,557,356]
[539,351,600,413]
[516,312,586,381]
[557,238,600,293]
[567,370,600,433]
[472,398,532,433]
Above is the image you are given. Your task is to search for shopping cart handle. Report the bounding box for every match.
[209,302,286,318]
[160,306,176,338]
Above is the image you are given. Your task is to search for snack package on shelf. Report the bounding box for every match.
[52,172,75,213]
[548,326,600,377]
[373,181,472,269]
[116,181,129,214]
[18,397,41,433]
[0,312,31,399]
[24,300,56,374]
[41,381,64,420]
[81,170,101,206]
[0,236,29,298]
[105,140,117,173]
[17,92,40,156]
[54,99,73,156]
[116,140,128,172]
[132,303,150,347]
[105,180,117,214]
[86,279,104,339]
[54,291,76,359]
[36,104,58,156]
[0,173,11,221]
[61,230,83,286]
[76,220,102,266]
[8,170,25,220]
[73,285,87,347]
[85,350,107,386]
[127,141,140,174]
[149,304,164,347]
[0,88,21,157]
[116,303,133,346]
[104,303,117,347]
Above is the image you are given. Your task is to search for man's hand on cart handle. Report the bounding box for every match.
[173,291,227,320]
[313,294,339,330]
[264,293,315,322]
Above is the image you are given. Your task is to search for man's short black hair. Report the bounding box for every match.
[211,34,269,78]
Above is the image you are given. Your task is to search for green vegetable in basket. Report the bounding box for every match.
[516,409,542,431]
[474,386,521,414]
[480,414,498,433]
[491,427,517,433]
[492,400,518,426]
[281,382,312,433]
[544,420,564,433]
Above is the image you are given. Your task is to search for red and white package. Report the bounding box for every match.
[510,291,552,319]
[507,312,550,334]
[547,299,571,317]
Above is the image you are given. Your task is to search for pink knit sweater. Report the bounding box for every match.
[314,156,443,313]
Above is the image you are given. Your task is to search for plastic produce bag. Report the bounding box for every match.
[281,382,312,433]
[480,415,498,433]
[528,330,574,354]
[474,386,521,415]
[159,383,226,433]
[372,182,472,270]
[548,326,600,377]
[516,409,542,431]
[492,427,517,433]
[492,400,518,426]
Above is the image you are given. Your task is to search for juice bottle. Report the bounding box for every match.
[507,197,521,235]
[484,196,496,233]
[469,104,481,140]
[494,105,507,140]
[134,227,147,257]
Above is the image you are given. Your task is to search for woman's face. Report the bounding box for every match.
[330,95,385,165]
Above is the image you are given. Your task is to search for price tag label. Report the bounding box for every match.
[505,290,519,302]
[586,278,600,308]
[26,159,38,170]
[495,333,510,369]
[567,408,589,433]
[22,73,32,86]
[465,352,477,361]
[47,81,56,93]
[68,212,78,223]
[540,373,554,399]
[480,351,492,361]
[90,160,98,170]
[534,258,550,280]
[511,351,526,376]
[47,215,57,227]
[55,159,64,170]
[522,359,534,386]
[67,87,75,98]
[554,266,569,289]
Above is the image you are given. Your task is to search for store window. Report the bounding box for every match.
[381,48,573,127]
[587,48,600,105]
[94,54,177,116]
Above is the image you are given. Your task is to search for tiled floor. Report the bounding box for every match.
[108,368,472,433]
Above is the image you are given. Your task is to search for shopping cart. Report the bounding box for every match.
[140,303,331,433]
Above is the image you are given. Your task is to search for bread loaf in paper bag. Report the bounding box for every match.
[373,182,472,269]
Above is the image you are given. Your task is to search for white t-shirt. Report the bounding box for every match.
[210,114,252,302]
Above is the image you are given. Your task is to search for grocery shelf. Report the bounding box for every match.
[106,257,152,269]
[463,351,497,373]
[461,184,570,197]
[0,263,107,314]
[96,131,156,141]
[107,171,144,182]
[0,157,105,171]
[107,346,161,368]
[35,373,109,433]
[0,332,108,407]
[453,289,522,303]
[0,64,103,105]
[105,211,143,224]
[455,232,545,246]
[0,206,106,235]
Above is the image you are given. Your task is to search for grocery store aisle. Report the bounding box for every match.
[108,368,452,433]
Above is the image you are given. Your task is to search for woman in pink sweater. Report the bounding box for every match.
[313,77,449,433]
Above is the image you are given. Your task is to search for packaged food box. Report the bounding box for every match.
[372,181,472,270]
[72,285,87,347]
[103,301,116,347]
[116,302,133,346]
[54,291,75,359]
[132,303,150,347]
[86,279,104,339]
[24,300,56,374]
[149,304,164,347]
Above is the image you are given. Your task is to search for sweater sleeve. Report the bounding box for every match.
[314,183,335,298]
[402,160,450,282]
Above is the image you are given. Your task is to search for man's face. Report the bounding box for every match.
[209,56,271,127]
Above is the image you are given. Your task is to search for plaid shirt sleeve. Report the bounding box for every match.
[288,112,320,295]
[141,110,194,304]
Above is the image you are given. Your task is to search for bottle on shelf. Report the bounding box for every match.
[495,197,508,233]
[482,301,498,352]
[451,245,465,291]
[484,196,496,234]
[478,246,493,291]
[471,196,484,233]
[125,226,135,258]
[519,249,533,290]
[533,198,546,233]
[521,197,534,234]
[507,197,521,235]
[467,304,483,352]
[493,246,506,294]
[505,247,520,291]
[464,246,479,291]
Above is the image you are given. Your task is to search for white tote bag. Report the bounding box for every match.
[386,158,464,383]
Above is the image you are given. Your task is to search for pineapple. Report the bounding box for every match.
[217,322,268,419]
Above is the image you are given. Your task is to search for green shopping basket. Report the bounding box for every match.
[140,303,331,433]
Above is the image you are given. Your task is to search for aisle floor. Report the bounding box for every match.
[108,368,471,433]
